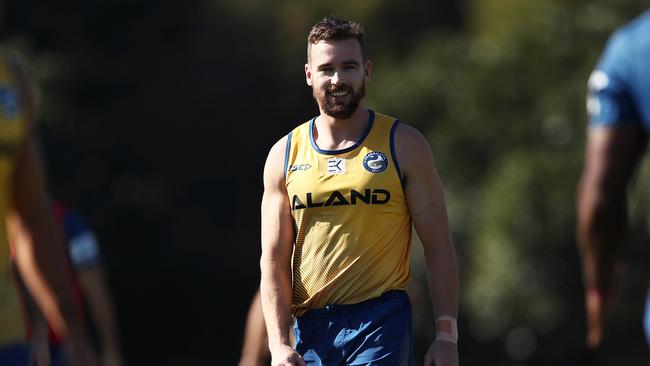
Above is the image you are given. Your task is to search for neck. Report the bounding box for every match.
[313,106,369,151]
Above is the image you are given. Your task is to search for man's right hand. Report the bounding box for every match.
[271,344,306,366]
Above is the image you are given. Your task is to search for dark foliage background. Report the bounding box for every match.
[4,0,650,364]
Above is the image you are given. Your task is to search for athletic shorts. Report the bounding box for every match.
[0,341,29,366]
[294,290,413,366]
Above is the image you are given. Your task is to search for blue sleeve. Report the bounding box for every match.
[587,28,641,128]
[63,211,103,270]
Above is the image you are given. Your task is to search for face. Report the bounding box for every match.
[305,39,371,119]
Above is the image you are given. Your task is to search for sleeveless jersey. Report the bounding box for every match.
[0,54,28,344]
[285,110,412,316]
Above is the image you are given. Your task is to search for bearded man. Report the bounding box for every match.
[260,16,459,366]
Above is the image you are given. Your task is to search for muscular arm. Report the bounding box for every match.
[396,124,459,366]
[259,136,303,365]
[576,125,646,346]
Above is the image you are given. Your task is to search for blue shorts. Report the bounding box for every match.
[0,341,29,366]
[294,290,413,366]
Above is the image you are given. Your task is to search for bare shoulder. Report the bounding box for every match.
[394,122,433,172]
[263,134,290,188]
[266,135,289,166]
[395,121,431,151]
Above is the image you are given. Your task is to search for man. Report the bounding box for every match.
[577,10,650,348]
[260,17,459,366]
[0,51,96,365]
[24,202,124,366]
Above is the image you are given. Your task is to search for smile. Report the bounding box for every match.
[330,90,349,97]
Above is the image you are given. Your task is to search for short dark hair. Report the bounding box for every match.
[307,16,365,62]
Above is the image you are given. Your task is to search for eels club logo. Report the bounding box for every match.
[363,151,388,174]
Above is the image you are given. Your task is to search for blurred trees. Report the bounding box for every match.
[369,0,650,364]
[4,0,650,364]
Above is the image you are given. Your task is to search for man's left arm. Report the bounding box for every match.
[396,123,459,366]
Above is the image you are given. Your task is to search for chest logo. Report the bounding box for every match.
[327,157,345,175]
[289,163,312,172]
[363,151,388,174]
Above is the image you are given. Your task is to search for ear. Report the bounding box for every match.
[364,60,372,83]
[305,63,313,86]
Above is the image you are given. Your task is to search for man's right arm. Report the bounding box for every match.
[259,136,304,366]
[576,124,646,347]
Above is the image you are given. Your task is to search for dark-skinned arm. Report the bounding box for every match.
[576,124,646,347]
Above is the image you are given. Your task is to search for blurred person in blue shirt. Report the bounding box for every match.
[577,9,650,349]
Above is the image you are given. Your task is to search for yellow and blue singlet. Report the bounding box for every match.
[284,110,412,316]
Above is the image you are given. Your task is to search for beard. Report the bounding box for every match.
[313,81,365,119]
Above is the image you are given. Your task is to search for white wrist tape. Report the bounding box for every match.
[435,316,458,344]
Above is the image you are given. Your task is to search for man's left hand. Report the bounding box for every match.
[424,339,458,366]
